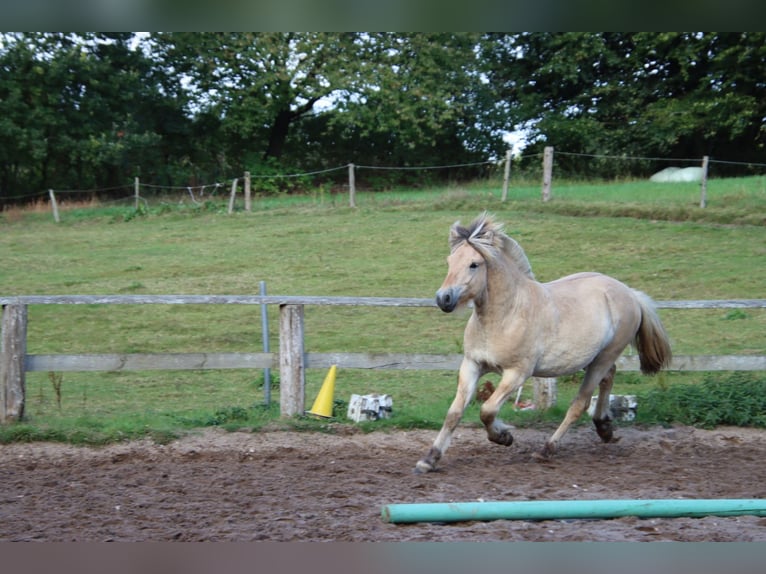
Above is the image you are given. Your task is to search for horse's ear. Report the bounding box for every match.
[469,218,492,243]
[448,221,464,250]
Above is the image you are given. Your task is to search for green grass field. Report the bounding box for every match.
[1,176,764,443]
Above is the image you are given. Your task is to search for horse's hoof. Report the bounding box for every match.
[594,419,614,443]
[598,431,613,443]
[414,447,441,473]
[488,430,514,447]
[539,442,556,458]
[414,460,435,474]
[499,433,514,446]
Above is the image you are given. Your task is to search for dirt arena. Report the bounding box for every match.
[2,423,766,541]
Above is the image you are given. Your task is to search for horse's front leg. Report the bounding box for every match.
[415,359,480,473]
[480,368,527,447]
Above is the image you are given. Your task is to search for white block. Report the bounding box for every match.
[587,394,637,421]
[347,393,393,422]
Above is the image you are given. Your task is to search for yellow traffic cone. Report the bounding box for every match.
[306,365,337,418]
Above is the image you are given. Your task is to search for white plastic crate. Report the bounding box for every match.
[587,394,638,421]
[347,393,393,422]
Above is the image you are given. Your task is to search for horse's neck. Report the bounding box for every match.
[475,262,536,317]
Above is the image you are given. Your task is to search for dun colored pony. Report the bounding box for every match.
[415,213,672,473]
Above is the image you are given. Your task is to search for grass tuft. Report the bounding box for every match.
[637,373,766,428]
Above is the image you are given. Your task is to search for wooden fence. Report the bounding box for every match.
[2,295,765,423]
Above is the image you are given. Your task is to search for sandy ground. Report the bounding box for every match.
[2,423,766,541]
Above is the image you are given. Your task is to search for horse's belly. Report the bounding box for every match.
[533,361,588,378]
[533,344,602,377]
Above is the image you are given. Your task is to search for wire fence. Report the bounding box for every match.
[552,150,766,172]
[8,148,766,220]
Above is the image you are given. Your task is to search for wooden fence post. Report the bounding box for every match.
[244,171,252,212]
[134,177,140,210]
[1,304,28,424]
[542,146,553,202]
[348,163,356,208]
[501,149,512,202]
[227,178,238,214]
[532,377,557,410]
[700,155,709,208]
[279,304,305,416]
[48,189,60,223]
[260,281,272,406]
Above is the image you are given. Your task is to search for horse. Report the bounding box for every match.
[415,212,672,473]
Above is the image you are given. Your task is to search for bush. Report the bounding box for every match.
[638,372,766,428]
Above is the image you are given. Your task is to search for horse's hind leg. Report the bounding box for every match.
[592,364,618,443]
[541,361,614,457]
[415,359,480,473]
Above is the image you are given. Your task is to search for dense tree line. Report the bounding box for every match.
[482,33,766,178]
[1,32,764,204]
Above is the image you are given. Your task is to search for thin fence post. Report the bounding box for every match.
[700,155,709,208]
[48,189,60,223]
[348,163,356,208]
[279,304,305,417]
[1,304,28,424]
[260,281,271,406]
[501,149,512,202]
[542,146,553,202]
[227,178,238,214]
[532,377,557,410]
[244,171,251,212]
[134,177,140,210]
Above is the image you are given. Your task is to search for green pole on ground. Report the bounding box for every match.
[381,498,766,524]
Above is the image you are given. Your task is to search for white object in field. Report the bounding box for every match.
[588,394,638,421]
[347,393,393,422]
[649,167,703,182]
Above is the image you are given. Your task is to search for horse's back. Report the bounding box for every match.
[544,271,614,287]
[545,272,641,318]
[544,271,635,301]
[532,272,642,373]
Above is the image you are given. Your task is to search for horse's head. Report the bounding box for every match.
[436,240,487,312]
[435,213,534,313]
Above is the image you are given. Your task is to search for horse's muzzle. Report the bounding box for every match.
[435,288,459,313]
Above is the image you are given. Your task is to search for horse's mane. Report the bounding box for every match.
[449,212,535,279]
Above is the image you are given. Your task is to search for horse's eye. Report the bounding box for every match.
[469,262,479,270]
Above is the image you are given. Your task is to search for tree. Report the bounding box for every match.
[325,33,494,163]
[0,33,193,202]
[281,32,496,189]
[636,33,766,164]
[152,33,493,180]
[0,34,50,200]
[151,33,372,165]
[479,33,766,177]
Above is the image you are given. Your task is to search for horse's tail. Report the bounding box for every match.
[633,290,672,375]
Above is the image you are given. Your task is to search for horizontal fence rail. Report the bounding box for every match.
[22,352,766,375]
[2,295,765,308]
[2,295,765,423]
[0,295,437,307]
